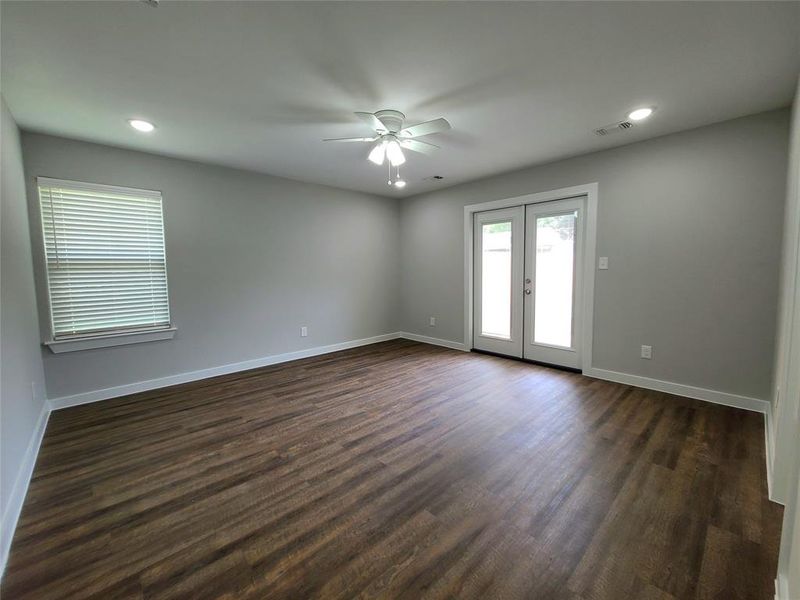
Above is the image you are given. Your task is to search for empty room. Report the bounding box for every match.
[2,1,800,599]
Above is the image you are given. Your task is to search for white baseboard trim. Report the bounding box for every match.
[50,332,403,410]
[764,402,781,504]
[1,401,50,578]
[775,574,790,600]
[45,336,771,416]
[584,367,770,414]
[49,331,472,410]
[399,332,468,352]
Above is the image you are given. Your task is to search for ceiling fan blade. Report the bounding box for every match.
[354,112,388,133]
[399,139,440,155]
[322,136,377,142]
[399,117,451,138]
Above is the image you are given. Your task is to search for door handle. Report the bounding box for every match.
[524,289,532,295]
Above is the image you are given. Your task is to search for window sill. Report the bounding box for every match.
[45,327,177,354]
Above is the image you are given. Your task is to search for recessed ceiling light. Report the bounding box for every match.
[628,108,653,121]
[128,119,156,133]
[394,179,406,189]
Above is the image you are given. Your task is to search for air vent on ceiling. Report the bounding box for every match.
[424,175,445,181]
[141,0,159,6]
[594,121,634,136]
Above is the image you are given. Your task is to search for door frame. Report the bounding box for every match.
[463,183,598,371]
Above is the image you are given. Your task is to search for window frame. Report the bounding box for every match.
[35,176,176,353]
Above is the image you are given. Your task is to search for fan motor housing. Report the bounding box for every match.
[374,110,405,133]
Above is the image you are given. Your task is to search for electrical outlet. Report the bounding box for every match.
[598,257,609,270]
[641,345,652,359]
[300,326,308,337]
[429,317,436,327]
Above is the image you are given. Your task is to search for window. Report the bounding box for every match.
[37,177,174,352]
[480,221,512,339]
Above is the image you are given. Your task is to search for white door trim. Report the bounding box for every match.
[463,183,598,371]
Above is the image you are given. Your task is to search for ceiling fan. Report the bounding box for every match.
[323,110,451,184]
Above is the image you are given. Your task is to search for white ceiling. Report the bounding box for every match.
[2,1,798,198]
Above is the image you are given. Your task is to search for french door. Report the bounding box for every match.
[473,197,585,369]
[473,207,524,356]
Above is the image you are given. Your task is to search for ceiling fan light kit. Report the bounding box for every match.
[385,139,406,166]
[368,141,386,165]
[323,109,451,189]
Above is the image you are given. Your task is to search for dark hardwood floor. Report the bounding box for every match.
[2,339,783,599]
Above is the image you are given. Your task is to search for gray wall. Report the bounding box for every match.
[401,109,790,400]
[21,133,401,400]
[15,109,792,405]
[1,100,47,536]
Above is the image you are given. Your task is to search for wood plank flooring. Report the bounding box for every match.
[1,340,783,599]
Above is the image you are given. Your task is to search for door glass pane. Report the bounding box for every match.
[481,221,512,339]
[534,212,576,347]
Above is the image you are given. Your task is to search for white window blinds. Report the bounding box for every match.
[38,177,171,339]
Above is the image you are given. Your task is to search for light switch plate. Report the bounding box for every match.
[641,345,652,359]
[598,256,609,270]
[300,326,308,337]
[429,317,436,327]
